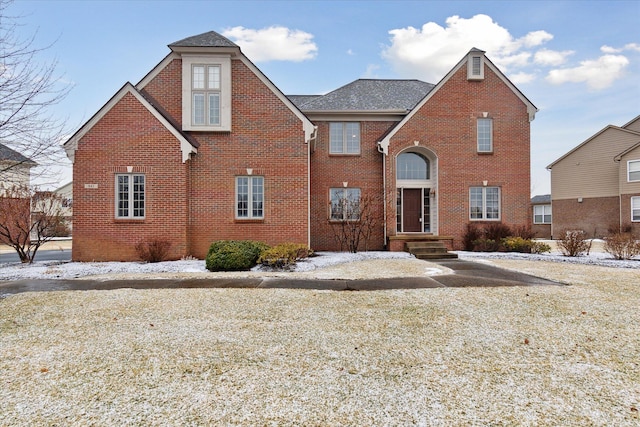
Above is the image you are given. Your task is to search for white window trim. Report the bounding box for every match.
[533,204,552,224]
[235,176,264,220]
[182,54,231,131]
[115,173,145,219]
[469,186,501,221]
[329,122,361,155]
[632,196,640,222]
[467,55,484,80]
[477,118,493,153]
[627,160,640,182]
[329,187,361,221]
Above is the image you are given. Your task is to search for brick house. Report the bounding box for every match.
[64,31,537,261]
[547,115,640,237]
[530,194,552,239]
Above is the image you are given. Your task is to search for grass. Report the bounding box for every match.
[0,260,638,425]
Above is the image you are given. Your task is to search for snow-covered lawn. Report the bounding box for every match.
[1,259,638,425]
[1,241,638,281]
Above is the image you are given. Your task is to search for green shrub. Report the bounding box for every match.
[258,243,314,269]
[205,240,269,271]
[530,241,552,254]
[501,236,533,253]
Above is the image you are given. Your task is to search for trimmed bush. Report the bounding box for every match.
[530,241,552,254]
[604,232,640,260]
[501,236,533,253]
[463,223,483,251]
[206,240,269,271]
[258,243,314,269]
[484,222,512,242]
[135,239,171,263]
[556,229,591,257]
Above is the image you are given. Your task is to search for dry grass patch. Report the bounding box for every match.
[1,261,639,425]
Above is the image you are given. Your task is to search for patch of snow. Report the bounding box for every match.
[0,252,416,281]
[456,250,640,269]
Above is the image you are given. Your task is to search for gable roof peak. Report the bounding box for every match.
[169,31,238,49]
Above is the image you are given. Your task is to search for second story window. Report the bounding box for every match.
[192,65,221,126]
[628,160,640,182]
[181,55,231,132]
[330,122,360,154]
[477,118,493,152]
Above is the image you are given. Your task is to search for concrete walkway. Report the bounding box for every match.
[0,259,563,296]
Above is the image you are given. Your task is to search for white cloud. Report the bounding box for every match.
[601,43,640,54]
[382,14,552,82]
[546,54,629,90]
[222,26,317,62]
[534,48,574,66]
[363,64,380,78]
[347,49,355,56]
[509,72,536,85]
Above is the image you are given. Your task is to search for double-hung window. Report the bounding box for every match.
[330,188,361,221]
[236,176,264,219]
[116,174,145,219]
[470,186,500,220]
[632,197,640,222]
[628,160,640,182]
[192,65,221,126]
[330,122,360,154]
[533,204,552,224]
[477,118,493,152]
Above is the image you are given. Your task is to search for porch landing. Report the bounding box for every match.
[389,235,458,260]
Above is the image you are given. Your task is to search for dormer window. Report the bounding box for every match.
[182,55,231,131]
[192,65,221,126]
[468,55,484,80]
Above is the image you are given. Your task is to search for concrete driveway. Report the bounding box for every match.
[0,259,563,297]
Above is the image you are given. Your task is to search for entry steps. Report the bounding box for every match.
[405,240,458,260]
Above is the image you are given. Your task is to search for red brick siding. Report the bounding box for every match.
[141,58,183,127]
[552,197,619,238]
[310,121,392,250]
[186,59,309,258]
[618,193,640,234]
[72,92,190,261]
[387,64,531,249]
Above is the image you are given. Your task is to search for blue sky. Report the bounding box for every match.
[10,0,640,194]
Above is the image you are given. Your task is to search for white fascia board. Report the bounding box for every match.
[64,83,196,163]
[136,52,180,90]
[237,55,316,143]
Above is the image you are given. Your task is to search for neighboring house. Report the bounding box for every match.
[64,31,537,262]
[530,194,552,239]
[54,182,73,230]
[0,143,36,246]
[0,143,37,190]
[547,115,640,237]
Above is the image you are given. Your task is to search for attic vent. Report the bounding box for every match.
[468,55,484,80]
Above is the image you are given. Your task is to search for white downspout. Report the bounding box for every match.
[378,141,387,248]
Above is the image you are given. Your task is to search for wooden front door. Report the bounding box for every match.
[402,188,422,232]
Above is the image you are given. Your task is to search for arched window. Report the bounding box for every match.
[397,152,429,180]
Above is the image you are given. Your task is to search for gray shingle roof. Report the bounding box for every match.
[531,194,551,204]
[289,79,435,112]
[0,143,35,164]
[169,31,238,48]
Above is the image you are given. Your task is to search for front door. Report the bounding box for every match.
[402,189,422,232]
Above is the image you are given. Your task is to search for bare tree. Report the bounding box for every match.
[0,0,71,181]
[328,191,382,253]
[0,184,67,263]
